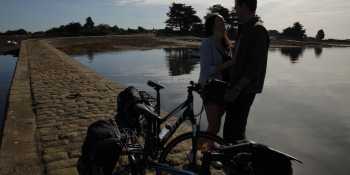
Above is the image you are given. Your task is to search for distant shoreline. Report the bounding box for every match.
[1,35,349,55]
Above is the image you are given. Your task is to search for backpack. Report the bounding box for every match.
[251,144,294,175]
[77,119,123,175]
[115,86,144,129]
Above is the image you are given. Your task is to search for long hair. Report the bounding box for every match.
[204,13,231,49]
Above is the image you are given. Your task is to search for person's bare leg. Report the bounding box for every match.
[205,104,226,151]
[197,104,225,151]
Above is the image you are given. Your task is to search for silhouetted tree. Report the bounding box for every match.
[5,29,28,35]
[205,4,230,23]
[138,26,146,33]
[282,22,306,39]
[84,17,94,30]
[127,28,139,34]
[17,29,28,35]
[66,22,82,35]
[204,5,239,31]
[162,27,175,34]
[96,24,110,31]
[57,25,67,33]
[165,2,202,31]
[110,25,120,33]
[191,23,204,33]
[33,31,44,35]
[315,29,325,40]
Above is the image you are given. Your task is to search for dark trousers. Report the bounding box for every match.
[223,92,256,144]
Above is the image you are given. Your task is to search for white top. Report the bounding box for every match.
[198,37,223,84]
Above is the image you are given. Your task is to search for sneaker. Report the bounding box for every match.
[187,151,198,163]
[211,161,223,168]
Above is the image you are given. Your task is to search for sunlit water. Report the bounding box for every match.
[0,55,18,138]
[72,47,350,175]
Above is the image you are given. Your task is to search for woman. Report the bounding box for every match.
[191,13,236,167]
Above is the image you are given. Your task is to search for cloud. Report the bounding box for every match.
[106,0,144,5]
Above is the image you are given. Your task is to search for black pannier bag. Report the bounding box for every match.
[114,86,144,129]
[77,119,123,175]
[251,144,297,175]
[203,79,229,106]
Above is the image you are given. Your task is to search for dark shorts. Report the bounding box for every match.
[202,89,229,106]
[223,92,256,144]
[203,99,215,105]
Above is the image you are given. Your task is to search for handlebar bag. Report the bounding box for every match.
[203,79,229,105]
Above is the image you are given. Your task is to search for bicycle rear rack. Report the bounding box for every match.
[121,128,144,156]
[139,91,157,104]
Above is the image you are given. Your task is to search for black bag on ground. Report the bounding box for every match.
[114,86,143,129]
[77,119,123,175]
[251,144,293,175]
[203,79,229,106]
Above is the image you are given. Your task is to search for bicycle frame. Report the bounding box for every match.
[146,85,200,152]
[143,83,202,172]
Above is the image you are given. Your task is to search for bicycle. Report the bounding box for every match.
[113,104,197,175]
[118,80,229,174]
[199,139,302,175]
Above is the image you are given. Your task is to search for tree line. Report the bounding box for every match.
[164,3,325,40]
[269,22,325,40]
[163,3,240,35]
[0,2,326,40]
[0,17,151,37]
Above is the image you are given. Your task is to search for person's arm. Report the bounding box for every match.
[200,40,216,76]
[215,54,236,73]
[201,40,236,75]
[226,76,251,102]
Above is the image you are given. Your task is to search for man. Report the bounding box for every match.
[224,0,270,144]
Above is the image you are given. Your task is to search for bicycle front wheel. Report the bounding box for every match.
[158,131,230,175]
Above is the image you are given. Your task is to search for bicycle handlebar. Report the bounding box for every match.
[189,81,204,95]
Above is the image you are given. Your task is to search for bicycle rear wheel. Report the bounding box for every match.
[158,131,230,175]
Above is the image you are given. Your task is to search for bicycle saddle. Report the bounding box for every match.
[134,103,161,121]
[147,80,164,90]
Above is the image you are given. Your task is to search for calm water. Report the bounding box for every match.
[72,47,350,175]
[0,55,18,138]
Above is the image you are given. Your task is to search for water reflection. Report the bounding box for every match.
[314,48,323,58]
[3,49,19,57]
[164,48,200,76]
[71,48,350,175]
[280,47,306,63]
[87,52,94,63]
[0,55,18,138]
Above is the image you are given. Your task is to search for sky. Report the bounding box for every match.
[1,0,350,39]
